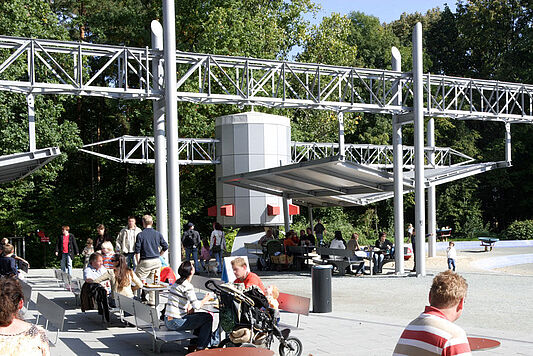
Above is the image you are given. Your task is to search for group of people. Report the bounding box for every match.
[181,222,226,275]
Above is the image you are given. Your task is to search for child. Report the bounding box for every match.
[200,238,211,272]
[447,241,457,271]
[101,241,115,269]
[81,238,94,269]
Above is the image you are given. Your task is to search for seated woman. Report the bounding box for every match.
[373,232,394,274]
[165,261,213,352]
[0,277,49,356]
[346,233,366,276]
[329,231,346,260]
[89,254,143,298]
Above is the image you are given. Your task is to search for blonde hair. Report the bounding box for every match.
[231,257,247,268]
[429,270,468,309]
[142,215,153,225]
[2,244,14,255]
[101,241,114,252]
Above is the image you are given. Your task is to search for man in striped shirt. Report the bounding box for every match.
[393,270,472,356]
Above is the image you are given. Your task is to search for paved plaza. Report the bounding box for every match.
[23,245,533,355]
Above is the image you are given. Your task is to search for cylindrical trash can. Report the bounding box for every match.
[312,265,332,313]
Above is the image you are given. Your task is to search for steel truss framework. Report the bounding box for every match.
[1,35,533,123]
[81,136,474,168]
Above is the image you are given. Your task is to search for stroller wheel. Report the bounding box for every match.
[218,339,257,349]
[279,336,303,356]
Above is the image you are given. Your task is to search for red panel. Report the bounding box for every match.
[288,204,300,215]
[267,204,280,216]
[207,205,217,217]
[220,204,235,217]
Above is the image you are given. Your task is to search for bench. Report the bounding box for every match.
[278,292,310,329]
[315,247,364,276]
[132,298,196,353]
[35,293,66,345]
[479,237,499,251]
[58,271,84,305]
[116,294,137,326]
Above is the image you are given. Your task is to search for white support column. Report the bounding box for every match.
[338,112,345,159]
[505,122,512,165]
[282,195,290,234]
[151,21,168,250]
[308,206,314,230]
[427,118,436,257]
[27,94,36,152]
[163,0,181,269]
[392,47,404,274]
[413,22,426,276]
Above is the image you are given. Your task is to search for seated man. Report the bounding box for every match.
[373,232,393,274]
[83,252,110,293]
[231,257,266,294]
[258,229,274,245]
[393,270,471,356]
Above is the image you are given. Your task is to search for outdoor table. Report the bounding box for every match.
[286,245,315,270]
[189,347,274,355]
[468,337,501,351]
[138,282,169,307]
[437,228,452,241]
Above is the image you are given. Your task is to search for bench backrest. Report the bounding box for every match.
[278,292,310,316]
[117,294,136,316]
[36,293,65,331]
[53,269,61,280]
[133,299,158,330]
[316,247,353,258]
[20,279,32,308]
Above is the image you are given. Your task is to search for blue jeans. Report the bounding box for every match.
[124,252,136,269]
[212,250,223,273]
[165,313,213,349]
[61,253,72,275]
[448,258,456,271]
[185,247,200,270]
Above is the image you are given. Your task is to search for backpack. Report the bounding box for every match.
[182,231,195,248]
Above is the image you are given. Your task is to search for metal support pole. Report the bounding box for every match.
[151,21,168,250]
[308,206,314,230]
[338,112,345,159]
[505,122,512,164]
[427,118,436,257]
[391,47,404,274]
[163,0,181,269]
[282,195,290,234]
[27,94,36,152]
[413,22,426,276]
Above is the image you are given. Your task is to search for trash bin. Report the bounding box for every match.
[312,264,332,313]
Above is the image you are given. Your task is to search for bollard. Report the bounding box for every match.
[312,265,332,313]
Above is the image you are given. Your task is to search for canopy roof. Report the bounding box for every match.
[0,147,61,184]
[220,156,508,207]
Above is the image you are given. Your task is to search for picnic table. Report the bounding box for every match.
[437,228,452,241]
[286,245,315,270]
[478,237,499,251]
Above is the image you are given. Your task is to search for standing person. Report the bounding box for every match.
[135,215,168,306]
[182,222,201,271]
[314,219,326,246]
[210,223,226,274]
[55,226,79,276]
[115,216,142,269]
[447,241,457,271]
[165,261,214,353]
[94,224,110,253]
[393,270,471,356]
[373,232,393,274]
[0,244,17,277]
[0,277,50,356]
[81,238,94,269]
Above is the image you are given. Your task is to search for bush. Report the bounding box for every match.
[504,220,533,240]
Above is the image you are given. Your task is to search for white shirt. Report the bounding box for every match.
[447,246,457,259]
[116,226,142,253]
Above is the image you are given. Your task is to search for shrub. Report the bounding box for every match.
[504,220,533,240]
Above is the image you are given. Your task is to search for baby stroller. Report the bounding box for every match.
[205,280,302,356]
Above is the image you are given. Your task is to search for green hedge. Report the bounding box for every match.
[504,220,533,240]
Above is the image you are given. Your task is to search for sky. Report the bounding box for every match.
[309,0,457,24]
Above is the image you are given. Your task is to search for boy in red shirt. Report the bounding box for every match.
[231,257,266,294]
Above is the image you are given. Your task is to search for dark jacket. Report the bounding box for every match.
[80,282,110,322]
[182,229,201,249]
[0,255,17,277]
[55,233,79,259]
[134,228,168,260]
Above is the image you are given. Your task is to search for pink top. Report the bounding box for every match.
[200,246,211,260]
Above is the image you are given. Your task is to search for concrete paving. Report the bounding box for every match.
[22,245,533,355]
